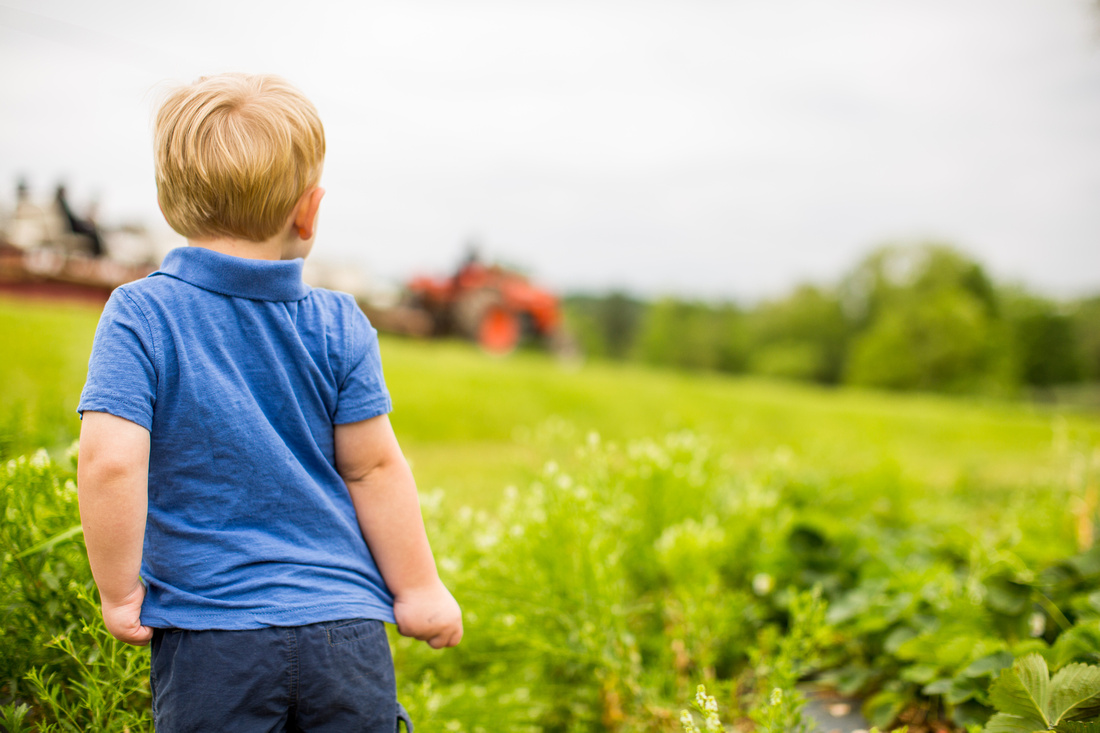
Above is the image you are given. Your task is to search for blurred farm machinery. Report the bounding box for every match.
[366,253,573,357]
[0,183,158,303]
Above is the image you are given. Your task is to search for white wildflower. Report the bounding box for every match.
[695,684,708,709]
[1029,612,1046,637]
[680,710,699,733]
[752,573,775,596]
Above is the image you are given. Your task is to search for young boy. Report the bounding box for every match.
[77,73,461,732]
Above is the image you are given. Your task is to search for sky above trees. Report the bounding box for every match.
[1,0,1099,301]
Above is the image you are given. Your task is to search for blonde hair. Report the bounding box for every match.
[154,73,325,242]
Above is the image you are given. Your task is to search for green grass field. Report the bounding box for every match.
[0,298,100,460]
[8,294,1095,509]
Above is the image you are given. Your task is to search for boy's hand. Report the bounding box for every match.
[393,581,463,649]
[101,582,154,646]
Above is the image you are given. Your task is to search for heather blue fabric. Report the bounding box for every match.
[78,246,396,629]
[150,619,414,732]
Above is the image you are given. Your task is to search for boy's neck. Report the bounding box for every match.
[187,233,311,262]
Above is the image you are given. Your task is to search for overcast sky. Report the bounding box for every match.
[2,0,1099,301]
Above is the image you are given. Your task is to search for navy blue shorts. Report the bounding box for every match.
[150,618,412,732]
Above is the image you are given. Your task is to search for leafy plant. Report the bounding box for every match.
[983,654,1100,732]
[1,449,151,731]
[748,587,830,733]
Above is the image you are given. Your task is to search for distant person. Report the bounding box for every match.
[77,73,460,732]
[55,184,104,256]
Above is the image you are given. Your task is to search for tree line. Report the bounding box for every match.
[564,243,1100,397]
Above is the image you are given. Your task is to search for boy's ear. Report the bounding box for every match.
[294,187,325,240]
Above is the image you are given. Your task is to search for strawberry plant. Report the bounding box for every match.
[983,654,1100,732]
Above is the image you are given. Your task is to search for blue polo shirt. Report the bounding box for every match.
[78,246,396,629]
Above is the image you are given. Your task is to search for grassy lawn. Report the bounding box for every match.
[4,294,1097,509]
[384,338,1099,506]
[1,297,100,459]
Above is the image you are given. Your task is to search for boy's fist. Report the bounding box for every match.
[101,582,154,646]
[393,581,463,649]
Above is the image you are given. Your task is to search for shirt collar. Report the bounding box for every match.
[153,246,311,302]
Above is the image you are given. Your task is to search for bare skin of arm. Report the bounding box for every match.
[334,415,462,649]
[77,411,154,646]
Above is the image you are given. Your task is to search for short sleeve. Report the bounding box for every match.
[332,309,392,425]
[77,288,158,430]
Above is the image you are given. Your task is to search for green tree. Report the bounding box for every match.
[746,284,849,384]
[840,242,998,329]
[634,298,746,372]
[1072,295,1100,381]
[563,292,646,361]
[842,243,1012,394]
[1000,288,1083,387]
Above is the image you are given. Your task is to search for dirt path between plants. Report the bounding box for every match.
[803,689,871,733]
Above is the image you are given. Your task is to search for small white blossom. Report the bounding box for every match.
[1030,612,1046,637]
[752,573,775,596]
[680,710,699,733]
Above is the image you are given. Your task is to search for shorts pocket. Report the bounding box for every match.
[325,618,385,647]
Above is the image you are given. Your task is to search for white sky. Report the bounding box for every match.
[2,0,1099,301]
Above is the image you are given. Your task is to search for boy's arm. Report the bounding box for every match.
[334,415,462,649]
[77,411,154,646]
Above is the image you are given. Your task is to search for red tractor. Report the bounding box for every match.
[404,255,567,355]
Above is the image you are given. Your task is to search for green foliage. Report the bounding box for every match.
[564,292,648,361]
[391,424,1100,730]
[564,242,1100,398]
[634,298,746,373]
[748,284,849,384]
[846,288,1012,393]
[21,589,151,732]
[5,298,1100,731]
[842,245,1014,394]
[1001,289,1084,388]
[840,243,999,327]
[0,449,151,731]
[983,654,1100,732]
[748,588,830,733]
[1072,297,1100,382]
[1,449,87,692]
